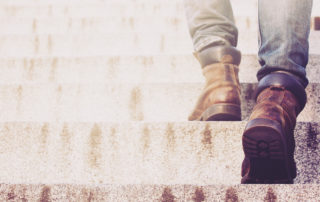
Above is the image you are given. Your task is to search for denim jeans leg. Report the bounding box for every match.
[184,0,238,52]
[257,0,313,87]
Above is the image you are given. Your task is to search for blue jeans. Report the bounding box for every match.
[184,0,313,87]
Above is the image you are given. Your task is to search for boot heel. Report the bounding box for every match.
[242,118,292,183]
[200,103,241,121]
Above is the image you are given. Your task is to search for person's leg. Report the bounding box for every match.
[185,0,242,121]
[257,0,313,87]
[241,0,313,184]
[184,0,238,51]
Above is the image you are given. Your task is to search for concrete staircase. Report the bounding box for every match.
[0,0,320,201]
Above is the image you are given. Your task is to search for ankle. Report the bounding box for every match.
[197,45,241,68]
[255,72,307,113]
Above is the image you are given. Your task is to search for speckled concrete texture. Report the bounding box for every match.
[1,32,320,56]
[0,184,320,201]
[0,16,257,35]
[0,0,319,57]
[0,0,318,18]
[0,83,318,122]
[0,122,318,184]
[0,54,319,84]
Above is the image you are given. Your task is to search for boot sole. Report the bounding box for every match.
[242,118,293,184]
[200,103,241,121]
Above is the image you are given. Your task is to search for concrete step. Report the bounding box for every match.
[0,122,318,184]
[0,3,185,18]
[3,16,320,35]
[0,83,318,122]
[5,16,318,34]
[0,16,189,34]
[0,0,185,6]
[0,4,185,19]
[0,54,319,84]
[0,2,318,36]
[1,31,320,56]
[0,0,318,17]
[0,184,320,201]
[0,32,193,56]
[0,16,260,35]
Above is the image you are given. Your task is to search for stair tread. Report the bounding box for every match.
[0,184,320,201]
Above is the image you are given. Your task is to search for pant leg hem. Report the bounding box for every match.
[194,36,231,52]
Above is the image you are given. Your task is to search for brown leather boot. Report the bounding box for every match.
[241,72,307,184]
[189,46,242,121]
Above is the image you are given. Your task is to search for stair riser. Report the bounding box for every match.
[0,184,319,201]
[0,17,318,35]
[0,0,319,17]
[0,55,319,83]
[0,83,318,122]
[1,32,320,56]
[0,5,186,18]
[0,122,318,184]
[0,17,260,35]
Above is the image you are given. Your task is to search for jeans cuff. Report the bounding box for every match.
[194,36,231,52]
